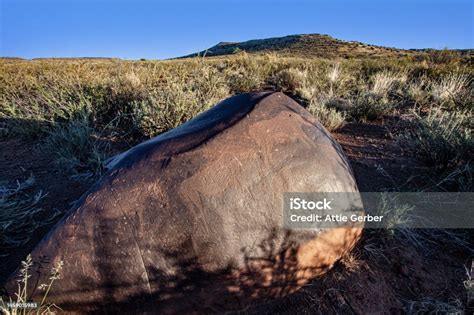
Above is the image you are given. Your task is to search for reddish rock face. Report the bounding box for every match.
[5,92,362,313]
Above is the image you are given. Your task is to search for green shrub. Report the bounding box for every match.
[273,68,309,93]
[226,68,264,93]
[307,96,346,131]
[350,92,393,121]
[399,108,472,169]
[133,66,229,137]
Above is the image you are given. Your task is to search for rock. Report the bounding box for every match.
[4,92,362,313]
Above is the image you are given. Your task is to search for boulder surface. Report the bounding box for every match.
[5,92,362,313]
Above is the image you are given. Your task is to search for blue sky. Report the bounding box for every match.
[1,0,472,59]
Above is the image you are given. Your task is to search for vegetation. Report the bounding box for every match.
[399,108,472,170]
[404,297,464,314]
[181,34,472,61]
[0,50,472,311]
[0,176,58,259]
[1,53,471,180]
[0,254,63,314]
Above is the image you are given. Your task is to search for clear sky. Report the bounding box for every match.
[1,0,472,60]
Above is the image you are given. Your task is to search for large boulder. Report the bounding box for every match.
[4,92,362,313]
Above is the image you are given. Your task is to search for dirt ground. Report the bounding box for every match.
[1,117,472,313]
[0,139,91,283]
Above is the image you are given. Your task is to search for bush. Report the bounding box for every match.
[399,108,472,169]
[272,64,349,101]
[406,78,430,107]
[323,96,353,113]
[350,92,393,121]
[307,96,346,131]
[224,52,268,93]
[273,68,309,94]
[433,163,473,192]
[226,68,264,93]
[370,70,407,96]
[133,66,229,137]
[429,73,471,106]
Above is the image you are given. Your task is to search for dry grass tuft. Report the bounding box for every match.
[0,176,57,259]
[430,73,470,104]
[340,252,363,273]
[371,70,407,96]
[0,255,64,314]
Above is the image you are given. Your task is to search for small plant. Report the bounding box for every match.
[232,47,242,54]
[226,67,264,93]
[225,52,266,93]
[430,73,471,105]
[307,96,346,131]
[406,78,430,107]
[399,108,472,170]
[366,193,472,255]
[0,255,63,314]
[464,262,473,309]
[371,71,395,96]
[132,67,229,137]
[372,193,430,249]
[273,68,311,97]
[327,63,341,96]
[431,163,473,192]
[375,193,414,230]
[323,97,353,113]
[351,92,393,122]
[340,251,362,272]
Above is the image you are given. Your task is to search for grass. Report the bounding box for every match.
[430,73,471,106]
[464,263,473,307]
[0,176,58,259]
[43,119,109,180]
[0,54,472,183]
[399,108,472,170]
[0,254,63,314]
[371,70,407,96]
[404,297,464,315]
[0,53,473,311]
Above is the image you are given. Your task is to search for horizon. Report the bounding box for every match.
[2,32,474,61]
[1,0,473,60]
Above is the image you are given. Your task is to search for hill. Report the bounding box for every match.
[180,33,470,59]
